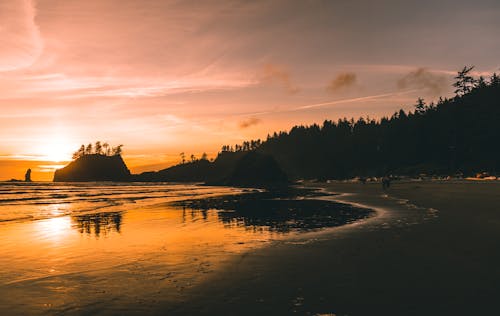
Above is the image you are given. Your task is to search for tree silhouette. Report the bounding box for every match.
[476,76,487,89]
[112,145,123,156]
[180,152,186,164]
[102,142,110,156]
[414,97,426,114]
[71,142,124,160]
[72,145,86,159]
[453,66,476,96]
[490,73,500,86]
[220,66,500,179]
[95,141,102,155]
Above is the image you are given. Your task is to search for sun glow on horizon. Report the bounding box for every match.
[35,136,75,163]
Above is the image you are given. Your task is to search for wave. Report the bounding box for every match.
[0,182,239,223]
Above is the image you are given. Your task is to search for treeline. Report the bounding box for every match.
[220,139,262,153]
[73,142,123,160]
[231,66,500,179]
[135,150,287,186]
[178,152,209,164]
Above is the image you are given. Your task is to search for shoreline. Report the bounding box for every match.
[160,180,500,315]
[0,183,374,315]
[1,181,498,315]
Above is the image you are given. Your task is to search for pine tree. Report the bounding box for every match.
[453,66,476,96]
[95,141,102,155]
[414,97,426,114]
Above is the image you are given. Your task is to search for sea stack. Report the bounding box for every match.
[24,169,32,182]
[53,154,131,182]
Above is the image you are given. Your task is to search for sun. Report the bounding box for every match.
[42,139,74,162]
[45,147,71,162]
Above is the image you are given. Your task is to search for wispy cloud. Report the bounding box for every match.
[239,117,261,129]
[237,90,419,118]
[326,72,357,93]
[397,68,449,96]
[0,0,43,72]
[295,90,418,111]
[0,72,255,100]
[260,64,300,94]
[0,154,46,161]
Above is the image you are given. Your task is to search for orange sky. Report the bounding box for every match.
[1,0,499,181]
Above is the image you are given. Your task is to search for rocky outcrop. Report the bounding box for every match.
[24,169,32,182]
[53,154,131,182]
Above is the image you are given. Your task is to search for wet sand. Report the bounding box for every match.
[163,180,500,315]
[2,181,498,315]
[0,183,373,315]
[0,184,261,315]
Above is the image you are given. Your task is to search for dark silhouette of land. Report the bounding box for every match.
[133,151,288,186]
[53,154,131,182]
[7,168,32,182]
[24,168,32,182]
[54,149,288,187]
[53,67,499,184]
[246,68,499,179]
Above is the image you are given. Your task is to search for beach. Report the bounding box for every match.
[0,181,498,315]
[163,180,500,315]
[1,1,499,315]
[0,182,371,315]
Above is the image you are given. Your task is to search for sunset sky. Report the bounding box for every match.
[1,0,499,181]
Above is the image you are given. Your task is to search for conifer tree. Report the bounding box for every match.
[453,66,476,96]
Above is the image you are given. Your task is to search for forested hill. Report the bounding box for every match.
[54,67,500,183]
[226,69,500,180]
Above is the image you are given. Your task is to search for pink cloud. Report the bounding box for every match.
[0,0,43,71]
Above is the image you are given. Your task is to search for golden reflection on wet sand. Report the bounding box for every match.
[0,196,280,314]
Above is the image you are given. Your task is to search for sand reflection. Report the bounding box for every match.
[0,185,372,315]
[33,216,72,244]
[0,200,281,314]
[72,211,122,237]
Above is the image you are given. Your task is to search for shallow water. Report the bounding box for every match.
[0,182,239,222]
[0,182,371,314]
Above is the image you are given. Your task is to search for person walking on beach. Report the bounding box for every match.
[382,176,391,190]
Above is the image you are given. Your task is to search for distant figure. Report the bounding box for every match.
[382,176,390,190]
[24,169,32,182]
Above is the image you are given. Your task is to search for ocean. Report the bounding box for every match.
[0,182,371,314]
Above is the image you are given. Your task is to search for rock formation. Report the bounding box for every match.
[24,169,32,182]
[53,154,131,182]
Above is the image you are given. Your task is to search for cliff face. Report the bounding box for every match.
[53,154,131,182]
